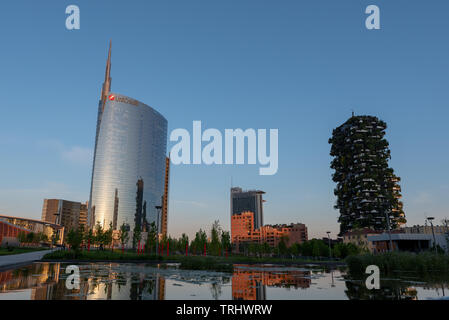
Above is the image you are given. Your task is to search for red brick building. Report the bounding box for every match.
[231,211,308,248]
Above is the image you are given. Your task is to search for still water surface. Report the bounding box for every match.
[0,262,447,300]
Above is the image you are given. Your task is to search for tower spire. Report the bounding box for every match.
[100,40,112,112]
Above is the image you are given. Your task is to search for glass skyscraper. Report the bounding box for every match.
[230,187,265,230]
[88,42,168,232]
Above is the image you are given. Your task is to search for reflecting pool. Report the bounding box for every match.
[0,262,447,300]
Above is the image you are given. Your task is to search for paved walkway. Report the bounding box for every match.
[0,249,56,270]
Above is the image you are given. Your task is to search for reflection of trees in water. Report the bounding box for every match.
[210,282,222,300]
[344,279,418,300]
[344,271,449,300]
[1,263,60,295]
[129,273,157,300]
[209,276,230,300]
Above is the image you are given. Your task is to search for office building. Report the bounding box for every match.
[88,42,168,231]
[230,187,265,230]
[0,215,64,246]
[41,199,87,232]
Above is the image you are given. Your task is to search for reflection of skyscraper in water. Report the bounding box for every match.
[232,269,266,300]
[88,42,168,231]
[158,277,166,300]
[28,264,166,300]
[231,266,312,300]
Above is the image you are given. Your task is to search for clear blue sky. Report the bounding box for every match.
[0,0,448,240]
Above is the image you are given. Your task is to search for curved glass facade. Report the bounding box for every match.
[88,93,167,231]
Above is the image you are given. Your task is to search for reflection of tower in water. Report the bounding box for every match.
[0,263,168,300]
[231,266,311,300]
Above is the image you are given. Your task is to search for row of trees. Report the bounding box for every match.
[65,222,114,252]
[144,220,231,256]
[237,238,363,259]
[64,219,363,259]
[64,219,232,255]
[18,231,49,245]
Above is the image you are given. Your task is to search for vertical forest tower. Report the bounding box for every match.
[329,115,406,235]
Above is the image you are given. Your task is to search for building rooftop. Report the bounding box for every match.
[343,229,383,236]
[0,214,63,229]
[368,233,433,241]
[231,187,265,194]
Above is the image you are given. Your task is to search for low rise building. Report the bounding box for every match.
[42,199,87,234]
[0,215,64,246]
[368,233,448,253]
[231,211,308,249]
[342,229,383,252]
[402,225,449,235]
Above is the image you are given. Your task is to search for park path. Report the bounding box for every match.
[0,249,56,270]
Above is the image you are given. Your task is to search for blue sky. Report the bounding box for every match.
[0,0,448,239]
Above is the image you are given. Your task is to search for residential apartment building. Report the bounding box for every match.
[231,211,308,248]
[41,199,87,232]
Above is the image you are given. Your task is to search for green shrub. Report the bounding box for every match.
[346,252,449,277]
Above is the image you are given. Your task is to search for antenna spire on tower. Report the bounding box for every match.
[100,40,112,112]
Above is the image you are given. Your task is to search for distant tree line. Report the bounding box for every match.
[236,238,363,259]
[63,220,364,259]
[18,231,49,246]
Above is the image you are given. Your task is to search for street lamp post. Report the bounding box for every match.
[155,205,162,255]
[326,231,332,259]
[384,210,394,252]
[53,212,61,248]
[427,217,437,254]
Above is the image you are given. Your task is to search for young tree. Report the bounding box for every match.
[192,228,207,255]
[209,220,222,256]
[178,233,189,254]
[262,242,271,256]
[119,223,130,252]
[26,232,35,245]
[133,224,142,251]
[290,243,300,256]
[277,237,288,256]
[220,231,231,254]
[94,222,104,249]
[104,222,113,250]
[312,241,321,258]
[66,228,84,252]
[145,222,158,254]
[333,243,342,258]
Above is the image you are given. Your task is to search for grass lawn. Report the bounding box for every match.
[42,249,164,261]
[42,249,341,268]
[0,247,49,256]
